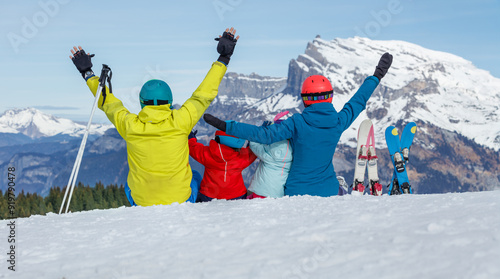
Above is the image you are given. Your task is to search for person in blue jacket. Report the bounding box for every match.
[247,111,293,199]
[204,53,393,197]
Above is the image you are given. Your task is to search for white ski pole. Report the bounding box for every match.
[59,65,111,214]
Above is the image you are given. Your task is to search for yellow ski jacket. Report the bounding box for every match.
[86,61,227,206]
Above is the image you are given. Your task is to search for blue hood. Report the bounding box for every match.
[301,103,339,128]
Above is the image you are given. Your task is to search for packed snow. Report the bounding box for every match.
[1,191,499,279]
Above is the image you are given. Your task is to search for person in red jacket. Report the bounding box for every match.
[188,129,257,202]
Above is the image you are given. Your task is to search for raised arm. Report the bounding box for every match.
[338,53,393,131]
[175,28,240,132]
[69,46,131,138]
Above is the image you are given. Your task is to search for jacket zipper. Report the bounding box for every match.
[281,140,289,176]
[218,143,227,182]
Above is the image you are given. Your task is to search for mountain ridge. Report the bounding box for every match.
[0,107,112,139]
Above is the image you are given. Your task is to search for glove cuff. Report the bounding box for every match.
[217,55,230,66]
[373,67,384,80]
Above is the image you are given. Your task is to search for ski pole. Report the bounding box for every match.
[59,64,111,214]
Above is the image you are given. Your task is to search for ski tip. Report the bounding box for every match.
[361,119,373,125]
[384,126,397,139]
[391,127,398,136]
[404,122,417,133]
[358,119,374,138]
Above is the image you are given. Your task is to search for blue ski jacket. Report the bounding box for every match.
[226,76,380,197]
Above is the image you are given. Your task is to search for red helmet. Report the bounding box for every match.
[301,75,333,107]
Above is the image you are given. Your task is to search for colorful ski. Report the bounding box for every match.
[385,122,417,195]
[400,122,417,162]
[352,119,383,195]
[352,119,372,195]
[366,125,383,196]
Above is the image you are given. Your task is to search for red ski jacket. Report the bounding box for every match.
[188,138,256,199]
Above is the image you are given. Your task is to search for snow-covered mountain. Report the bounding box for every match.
[218,36,500,152]
[3,191,499,278]
[295,36,500,151]
[204,36,500,193]
[0,109,118,196]
[0,108,112,139]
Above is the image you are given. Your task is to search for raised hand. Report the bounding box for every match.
[214,27,239,65]
[373,52,393,81]
[69,46,95,78]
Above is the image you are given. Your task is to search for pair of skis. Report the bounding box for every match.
[385,122,417,195]
[352,119,383,196]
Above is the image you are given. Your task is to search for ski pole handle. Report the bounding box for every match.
[98,64,112,106]
[99,64,111,86]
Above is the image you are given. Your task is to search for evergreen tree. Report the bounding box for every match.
[2,181,132,218]
[46,202,54,214]
[82,186,96,210]
[0,190,7,219]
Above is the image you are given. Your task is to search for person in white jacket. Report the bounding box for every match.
[247,112,293,199]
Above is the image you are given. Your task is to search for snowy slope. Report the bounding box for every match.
[1,191,499,279]
[243,37,500,151]
[0,108,111,139]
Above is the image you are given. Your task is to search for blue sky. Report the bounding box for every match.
[1,0,499,123]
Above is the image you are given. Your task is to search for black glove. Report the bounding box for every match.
[203,114,226,132]
[72,48,95,78]
[373,52,393,81]
[214,30,238,65]
[188,130,198,140]
[261,121,272,127]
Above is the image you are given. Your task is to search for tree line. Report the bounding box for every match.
[0,182,130,219]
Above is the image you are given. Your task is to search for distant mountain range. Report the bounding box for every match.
[1,36,499,196]
[0,107,111,140]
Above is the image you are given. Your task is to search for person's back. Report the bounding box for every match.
[189,130,256,201]
[248,113,293,198]
[283,103,345,196]
[69,28,240,206]
[249,139,291,198]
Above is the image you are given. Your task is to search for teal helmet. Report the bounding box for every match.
[139,79,173,109]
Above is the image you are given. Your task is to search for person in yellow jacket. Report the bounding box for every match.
[69,28,239,206]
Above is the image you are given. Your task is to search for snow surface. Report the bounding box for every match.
[0,108,112,138]
[1,191,499,279]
